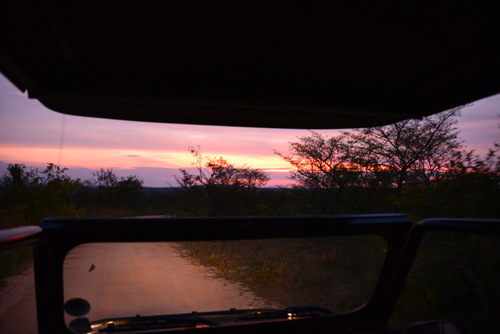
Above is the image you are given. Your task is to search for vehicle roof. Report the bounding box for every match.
[1,2,500,129]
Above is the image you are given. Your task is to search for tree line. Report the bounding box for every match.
[275,107,500,218]
[0,164,144,227]
[1,107,499,227]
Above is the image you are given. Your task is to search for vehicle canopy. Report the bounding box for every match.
[1,2,500,128]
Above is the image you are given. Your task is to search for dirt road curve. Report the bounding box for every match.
[0,242,272,334]
[0,266,37,334]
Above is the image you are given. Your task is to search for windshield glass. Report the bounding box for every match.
[63,236,386,327]
[390,232,500,334]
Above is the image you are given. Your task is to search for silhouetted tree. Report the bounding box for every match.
[396,144,500,221]
[116,175,144,207]
[275,132,362,213]
[86,168,144,207]
[276,108,465,213]
[348,107,464,197]
[0,163,83,227]
[175,147,270,215]
[90,168,119,188]
[176,147,269,190]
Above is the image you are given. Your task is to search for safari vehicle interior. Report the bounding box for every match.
[1,2,500,334]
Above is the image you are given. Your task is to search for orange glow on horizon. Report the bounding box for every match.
[0,145,292,172]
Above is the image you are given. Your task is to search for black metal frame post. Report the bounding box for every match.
[379,218,500,325]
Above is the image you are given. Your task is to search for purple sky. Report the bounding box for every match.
[1,74,499,187]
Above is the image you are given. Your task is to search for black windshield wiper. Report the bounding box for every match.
[82,306,333,333]
[72,313,218,333]
[237,305,333,321]
[100,315,217,332]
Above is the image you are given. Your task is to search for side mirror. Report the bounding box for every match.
[407,320,463,334]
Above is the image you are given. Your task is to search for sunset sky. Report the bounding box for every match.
[1,74,499,187]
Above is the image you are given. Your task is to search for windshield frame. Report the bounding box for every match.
[34,214,411,333]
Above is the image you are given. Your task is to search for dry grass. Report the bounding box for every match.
[176,236,387,313]
[0,247,32,290]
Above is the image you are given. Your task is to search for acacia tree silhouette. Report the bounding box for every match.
[175,147,269,216]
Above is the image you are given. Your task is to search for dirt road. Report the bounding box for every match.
[0,242,272,334]
[0,266,37,334]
